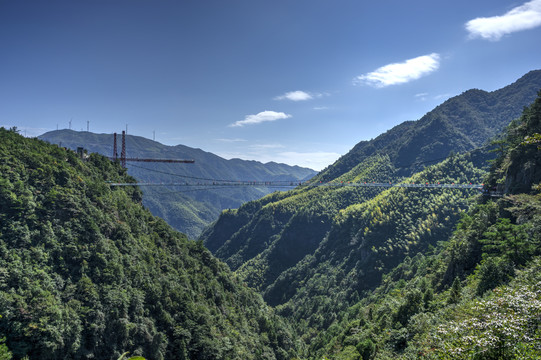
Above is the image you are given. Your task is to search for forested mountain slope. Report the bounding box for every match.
[39,130,316,238]
[308,91,541,360]
[201,73,541,358]
[0,128,296,360]
[202,71,541,297]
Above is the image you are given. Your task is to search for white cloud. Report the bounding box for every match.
[275,90,313,101]
[466,0,541,41]
[313,106,329,110]
[354,53,440,88]
[229,110,292,127]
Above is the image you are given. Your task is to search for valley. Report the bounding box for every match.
[38,130,317,239]
[1,71,541,359]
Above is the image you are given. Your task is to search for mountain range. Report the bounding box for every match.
[2,70,541,359]
[318,70,541,181]
[38,130,317,238]
[203,70,541,277]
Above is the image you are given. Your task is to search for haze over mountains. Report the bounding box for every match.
[38,130,317,238]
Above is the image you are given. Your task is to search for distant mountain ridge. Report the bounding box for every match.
[318,70,541,181]
[39,130,317,238]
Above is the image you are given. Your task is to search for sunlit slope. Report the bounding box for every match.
[306,88,541,360]
[265,155,485,313]
[202,155,393,273]
[317,69,541,181]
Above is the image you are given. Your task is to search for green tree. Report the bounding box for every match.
[448,277,462,305]
[481,218,532,265]
[476,256,514,295]
[0,340,11,360]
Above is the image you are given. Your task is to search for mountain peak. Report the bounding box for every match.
[317,70,541,181]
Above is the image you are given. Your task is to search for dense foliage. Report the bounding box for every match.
[302,91,541,359]
[307,193,541,359]
[0,128,296,359]
[202,74,541,359]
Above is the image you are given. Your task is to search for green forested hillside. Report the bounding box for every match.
[3,77,541,360]
[308,91,541,360]
[201,75,541,359]
[201,144,489,357]
[202,72,541,300]
[38,130,316,239]
[0,128,296,360]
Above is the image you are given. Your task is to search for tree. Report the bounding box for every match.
[447,277,462,305]
[0,316,12,360]
[481,218,531,265]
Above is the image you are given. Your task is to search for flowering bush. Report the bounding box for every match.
[435,283,541,359]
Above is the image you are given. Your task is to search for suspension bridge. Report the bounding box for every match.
[107,179,486,191]
[101,139,498,194]
[102,131,496,194]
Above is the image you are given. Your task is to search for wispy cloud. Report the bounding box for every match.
[251,143,286,149]
[466,0,541,41]
[354,53,440,88]
[229,111,292,127]
[433,93,452,101]
[414,92,452,102]
[313,106,329,110]
[275,90,313,101]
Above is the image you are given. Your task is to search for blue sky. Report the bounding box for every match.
[1,0,541,170]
